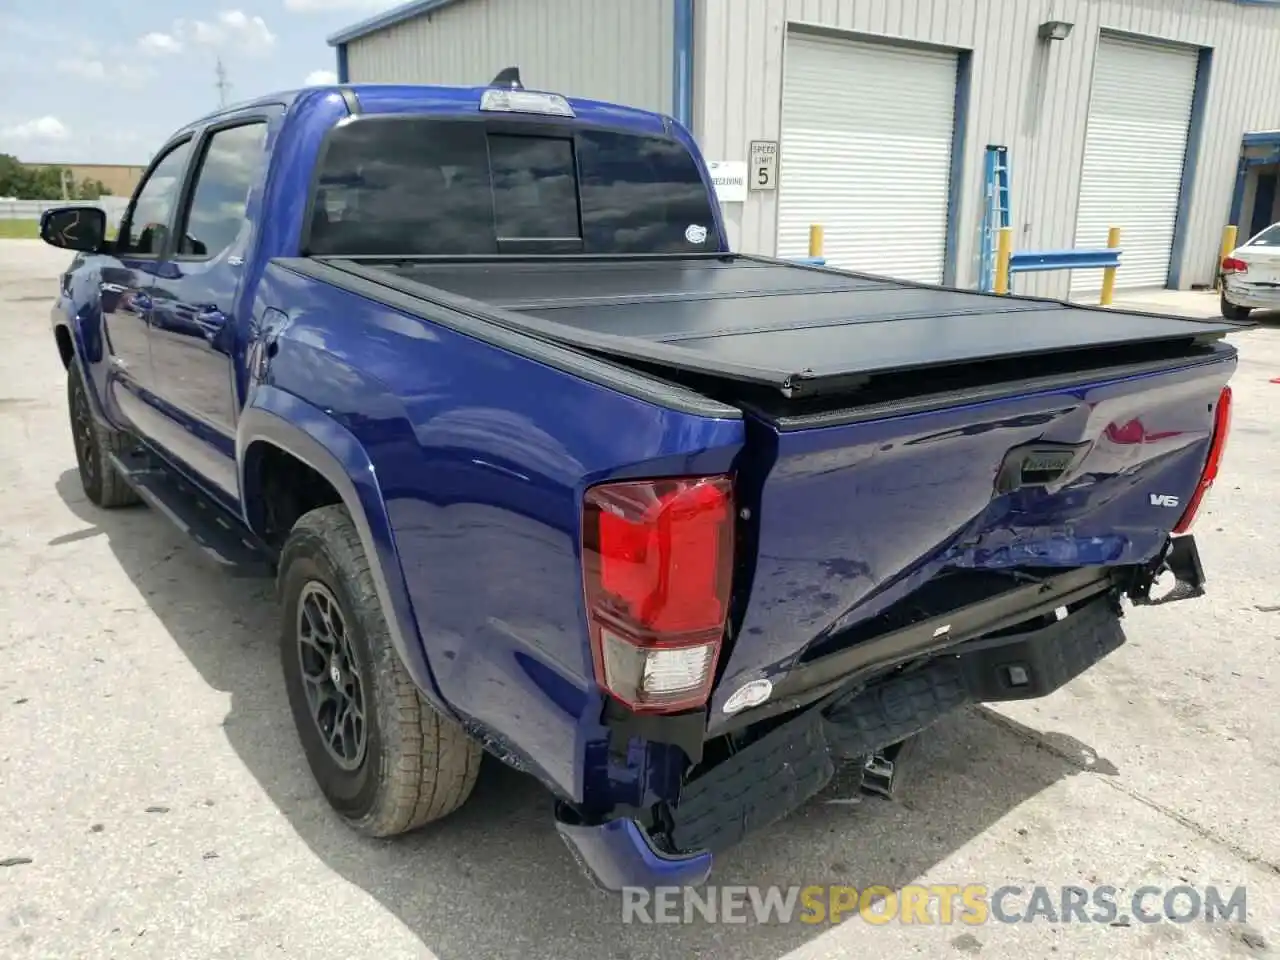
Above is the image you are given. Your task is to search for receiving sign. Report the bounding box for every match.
[707,161,748,203]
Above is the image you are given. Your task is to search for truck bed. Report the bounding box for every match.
[321,254,1238,400]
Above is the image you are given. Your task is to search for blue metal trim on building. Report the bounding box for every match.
[672,0,694,126]
[1229,157,1250,226]
[336,42,349,83]
[942,50,972,288]
[328,0,465,46]
[1228,134,1280,228]
[1243,131,1280,147]
[1167,46,1212,290]
[1009,248,1121,274]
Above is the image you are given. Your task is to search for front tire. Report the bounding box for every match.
[66,362,141,508]
[278,505,481,836]
[1221,293,1252,322]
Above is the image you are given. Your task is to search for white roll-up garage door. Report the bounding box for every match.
[1071,36,1198,296]
[777,34,958,284]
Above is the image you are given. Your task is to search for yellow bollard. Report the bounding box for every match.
[1099,226,1121,307]
[1218,225,1238,290]
[994,226,1012,295]
[808,224,824,259]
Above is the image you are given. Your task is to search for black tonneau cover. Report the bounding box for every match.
[326,255,1237,399]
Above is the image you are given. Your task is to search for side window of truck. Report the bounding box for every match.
[177,122,269,259]
[117,139,194,257]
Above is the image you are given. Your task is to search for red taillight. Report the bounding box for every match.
[1222,256,1248,275]
[581,475,734,714]
[1174,386,1233,534]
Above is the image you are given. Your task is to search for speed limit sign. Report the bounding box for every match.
[749,140,778,191]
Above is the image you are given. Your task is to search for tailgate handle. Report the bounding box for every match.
[994,441,1092,494]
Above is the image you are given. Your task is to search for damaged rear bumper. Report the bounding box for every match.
[557,537,1205,891]
[555,817,713,892]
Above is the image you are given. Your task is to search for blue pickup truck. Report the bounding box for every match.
[41,75,1236,891]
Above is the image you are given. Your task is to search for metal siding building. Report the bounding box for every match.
[338,0,674,116]
[334,0,1280,297]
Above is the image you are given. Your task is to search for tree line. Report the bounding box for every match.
[0,153,113,200]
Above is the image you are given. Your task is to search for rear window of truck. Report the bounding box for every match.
[306,117,721,256]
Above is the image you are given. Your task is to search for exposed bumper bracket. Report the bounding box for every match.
[860,734,920,800]
[1127,535,1206,606]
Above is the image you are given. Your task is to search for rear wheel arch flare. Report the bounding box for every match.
[235,400,450,715]
[54,324,75,369]
[242,438,344,549]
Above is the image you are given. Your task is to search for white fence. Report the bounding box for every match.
[0,197,129,227]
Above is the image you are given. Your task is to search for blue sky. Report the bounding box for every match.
[0,0,402,165]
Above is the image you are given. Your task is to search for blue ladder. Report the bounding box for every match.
[978,146,1011,293]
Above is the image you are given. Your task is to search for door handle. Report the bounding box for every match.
[993,441,1093,495]
[194,306,229,342]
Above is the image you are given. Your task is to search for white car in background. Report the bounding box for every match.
[1220,222,1280,321]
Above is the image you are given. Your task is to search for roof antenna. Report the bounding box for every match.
[490,66,523,90]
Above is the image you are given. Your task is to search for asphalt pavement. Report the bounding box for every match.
[2,238,1278,959]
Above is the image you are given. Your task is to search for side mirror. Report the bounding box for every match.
[40,206,108,253]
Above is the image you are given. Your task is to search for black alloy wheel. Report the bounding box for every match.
[295,580,368,771]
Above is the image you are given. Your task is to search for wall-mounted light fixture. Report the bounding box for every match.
[1038,20,1074,40]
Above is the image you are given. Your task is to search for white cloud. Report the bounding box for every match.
[284,0,398,10]
[139,31,183,55]
[304,69,339,86]
[140,10,276,58]
[57,58,153,88]
[1,116,70,142]
[186,19,223,45]
[199,10,276,52]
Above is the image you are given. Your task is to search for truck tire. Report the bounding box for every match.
[67,362,141,508]
[1220,293,1252,322]
[278,505,481,837]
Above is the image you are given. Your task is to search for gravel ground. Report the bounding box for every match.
[2,238,1278,959]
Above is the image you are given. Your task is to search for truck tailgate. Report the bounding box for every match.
[709,350,1236,720]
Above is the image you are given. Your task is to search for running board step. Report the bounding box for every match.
[108,450,273,578]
